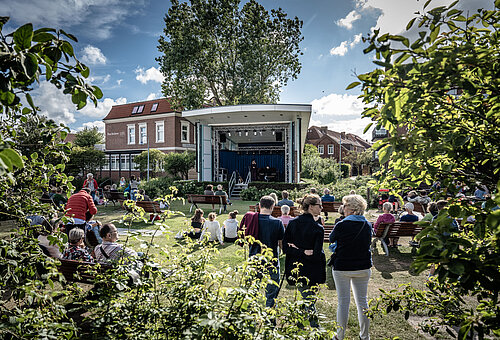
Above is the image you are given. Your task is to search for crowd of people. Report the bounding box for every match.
[34,174,492,339]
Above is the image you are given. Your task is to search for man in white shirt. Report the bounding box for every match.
[94,223,138,263]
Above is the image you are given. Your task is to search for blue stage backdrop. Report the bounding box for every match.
[219,150,285,181]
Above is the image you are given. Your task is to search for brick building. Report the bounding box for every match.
[101,98,195,181]
[305,126,372,175]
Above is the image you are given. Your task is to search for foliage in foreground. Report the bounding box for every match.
[350,1,500,338]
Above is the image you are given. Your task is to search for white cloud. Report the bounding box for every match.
[353,0,492,35]
[330,41,349,56]
[3,0,147,40]
[31,81,127,126]
[330,33,362,56]
[310,93,373,138]
[81,45,107,65]
[336,10,361,29]
[135,67,165,84]
[79,97,127,118]
[146,92,160,100]
[78,121,105,134]
[117,79,123,86]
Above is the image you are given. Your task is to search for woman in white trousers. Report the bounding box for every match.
[329,195,373,340]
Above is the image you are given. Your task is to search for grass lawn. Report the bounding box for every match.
[92,199,443,339]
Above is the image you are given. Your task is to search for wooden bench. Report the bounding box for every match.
[323,224,334,243]
[104,190,125,206]
[248,205,298,218]
[372,222,425,256]
[57,259,110,283]
[136,200,164,222]
[187,194,228,214]
[321,201,343,213]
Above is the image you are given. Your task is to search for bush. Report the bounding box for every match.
[248,181,308,192]
[140,176,175,199]
[340,164,351,178]
[173,180,227,197]
[240,186,278,201]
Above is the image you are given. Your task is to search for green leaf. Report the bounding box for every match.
[424,0,432,9]
[92,86,103,99]
[23,53,38,78]
[59,29,78,42]
[373,61,392,69]
[345,81,361,90]
[378,145,393,164]
[81,65,90,78]
[448,205,461,217]
[13,23,33,50]
[429,25,440,43]
[25,93,36,111]
[363,122,373,134]
[496,0,500,9]
[0,91,16,105]
[406,18,416,31]
[61,40,74,57]
[45,64,53,80]
[0,150,14,171]
[32,32,55,43]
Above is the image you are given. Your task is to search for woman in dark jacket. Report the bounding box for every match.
[329,194,372,340]
[283,194,326,327]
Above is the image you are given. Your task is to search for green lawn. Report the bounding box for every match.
[93,199,442,339]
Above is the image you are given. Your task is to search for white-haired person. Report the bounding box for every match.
[62,228,94,263]
[329,194,372,340]
[83,173,99,204]
[278,205,293,227]
[321,188,335,221]
[400,202,419,223]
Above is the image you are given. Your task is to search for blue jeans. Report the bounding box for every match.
[265,266,280,308]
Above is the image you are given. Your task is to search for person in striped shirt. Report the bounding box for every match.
[94,223,138,263]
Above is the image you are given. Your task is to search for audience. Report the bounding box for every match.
[277,190,294,207]
[200,212,223,245]
[321,188,335,221]
[278,205,293,227]
[62,228,94,263]
[374,202,396,247]
[204,184,215,195]
[65,187,97,227]
[138,189,151,201]
[83,173,99,204]
[223,210,239,243]
[269,192,279,205]
[94,223,138,263]
[334,205,345,224]
[215,184,230,212]
[188,209,205,240]
[400,202,419,223]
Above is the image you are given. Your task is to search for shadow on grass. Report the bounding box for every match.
[372,245,419,278]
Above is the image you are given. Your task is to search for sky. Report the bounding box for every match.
[1,0,492,140]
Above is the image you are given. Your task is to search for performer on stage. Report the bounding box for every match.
[250,159,257,181]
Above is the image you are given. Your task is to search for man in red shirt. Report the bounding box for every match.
[65,188,97,225]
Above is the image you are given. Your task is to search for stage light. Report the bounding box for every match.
[272,130,275,135]
[228,132,231,137]
[253,130,257,136]
[259,131,262,136]
[245,131,248,136]
[239,131,242,136]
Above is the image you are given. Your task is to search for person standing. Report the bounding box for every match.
[129,175,139,201]
[83,173,99,204]
[250,159,258,182]
[249,195,285,308]
[329,194,372,340]
[283,194,326,327]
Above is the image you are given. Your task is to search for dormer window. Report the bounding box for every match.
[132,106,139,114]
[137,105,144,113]
[151,103,158,112]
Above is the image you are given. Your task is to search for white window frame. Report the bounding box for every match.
[327,144,334,155]
[139,123,147,145]
[318,145,324,154]
[120,154,129,170]
[156,121,165,143]
[127,124,135,145]
[111,155,119,170]
[181,121,190,143]
[151,103,158,112]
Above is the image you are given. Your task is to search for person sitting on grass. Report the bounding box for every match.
[200,212,223,245]
[187,209,205,240]
[62,228,94,263]
[94,223,138,263]
[223,210,239,243]
[278,205,293,227]
[321,188,335,221]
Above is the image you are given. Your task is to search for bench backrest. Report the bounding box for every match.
[376,222,424,238]
[58,259,101,283]
[321,201,342,212]
[248,205,297,217]
[136,200,161,213]
[187,194,227,205]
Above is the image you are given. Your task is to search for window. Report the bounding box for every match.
[127,125,135,144]
[131,154,138,170]
[137,105,144,113]
[132,106,139,114]
[318,145,324,154]
[181,121,189,143]
[111,155,119,170]
[156,121,164,143]
[328,144,334,155]
[102,154,110,170]
[151,103,158,112]
[139,123,147,144]
[120,155,129,170]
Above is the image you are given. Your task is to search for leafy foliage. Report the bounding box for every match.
[301,144,341,184]
[349,1,500,337]
[133,149,166,176]
[157,0,303,110]
[164,151,196,179]
[73,126,104,148]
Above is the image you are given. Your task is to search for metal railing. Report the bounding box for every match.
[245,170,251,184]
[228,171,236,198]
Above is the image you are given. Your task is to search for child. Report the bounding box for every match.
[200,212,223,245]
[278,205,293,227]
[188,209,205,240]
[223,210,239,243]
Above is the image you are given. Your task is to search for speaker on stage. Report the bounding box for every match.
[220,133,227,143]
[275,131,282,141]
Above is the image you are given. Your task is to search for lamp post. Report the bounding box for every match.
[147,136,150,182]
[339,133,342,180]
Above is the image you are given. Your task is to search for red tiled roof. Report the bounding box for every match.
[103,98,179,120]
[307,126,371,149]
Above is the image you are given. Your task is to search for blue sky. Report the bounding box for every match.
[2,0,491,138]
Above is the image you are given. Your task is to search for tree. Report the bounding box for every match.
[73,126,104,147]
[301,144,341,184]
[133,149,166,177]
[157,0,303,110]
[343,149,374,176]
[164,151,196,179]
[349,1,500,337]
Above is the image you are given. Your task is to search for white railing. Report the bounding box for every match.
[245,170,251,184]
[228,171,236,198]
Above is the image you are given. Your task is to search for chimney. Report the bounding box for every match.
[341,131,346,140]
[320,126,328,134]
